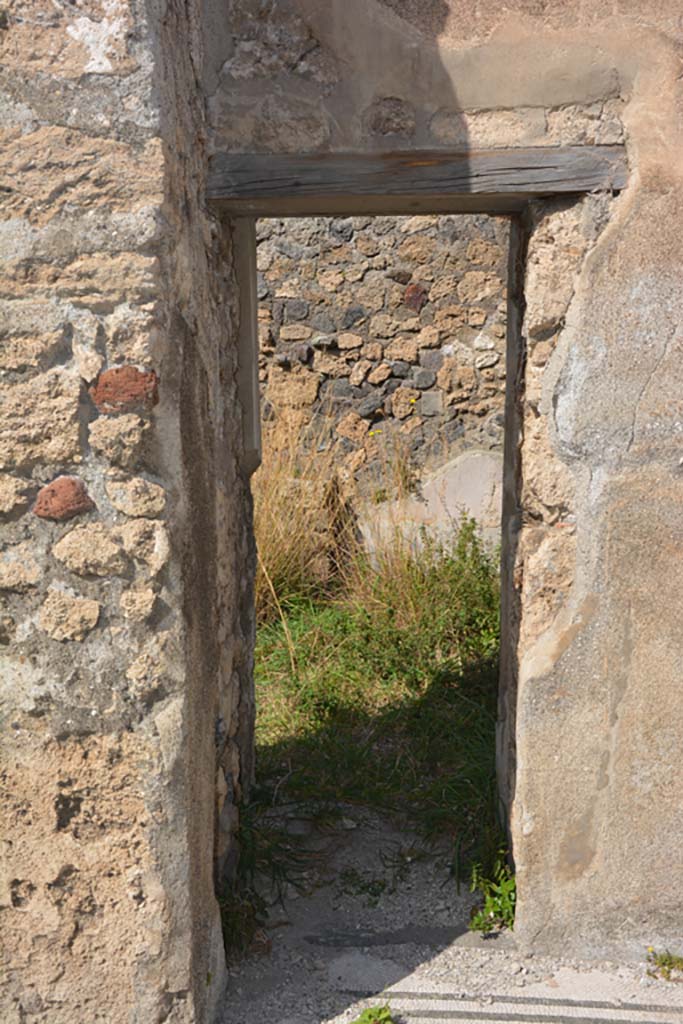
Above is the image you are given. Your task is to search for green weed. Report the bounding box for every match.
[647,948,683,981]
[255,517,503,878]
[217,802,311,960]
[236,414,515,956]
[469,852,516,934]
[349,1006,397,1024]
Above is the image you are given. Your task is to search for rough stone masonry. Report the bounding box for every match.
[1,1,253,1021]
[3,1,683,1022]
[257,214,509,495]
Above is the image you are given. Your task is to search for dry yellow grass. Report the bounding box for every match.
[252,411,443,626]
[251,414,356,623]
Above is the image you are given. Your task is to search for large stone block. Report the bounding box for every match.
[0,371,81,471]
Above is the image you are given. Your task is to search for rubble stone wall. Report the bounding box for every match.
[204,0,624,157]
[257,214,509,487]
[0,1,252,1022]
[4,0,683,1021]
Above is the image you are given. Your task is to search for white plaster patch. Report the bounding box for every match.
[66,0,128,74]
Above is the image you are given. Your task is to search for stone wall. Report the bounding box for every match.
[204,0,624,157]
[257,214,508,490]
[4,0,683,1020]
[0,1,251,1022]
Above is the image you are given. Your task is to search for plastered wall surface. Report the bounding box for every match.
[2,0,683,1021]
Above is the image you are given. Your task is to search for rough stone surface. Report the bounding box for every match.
[120,586,157,621]
[362,96,416,137]
[0,475,31,516]
[5,0,683,1020]
[119,519,170,576]
[38,589,100,641]
[52,523,128,577]
[0,371,81,470]
[89,366,159,413]
[258,216,508,484]
[1,0,256,1020]
[0,543,42,591]
[88,414,149,468]
[105,474,166,518]
[210,0,683,971]
[33,476,94,521]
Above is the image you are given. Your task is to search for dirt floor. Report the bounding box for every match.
[219,807,683,1024]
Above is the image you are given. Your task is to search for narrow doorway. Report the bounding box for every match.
[221,212,516,1020]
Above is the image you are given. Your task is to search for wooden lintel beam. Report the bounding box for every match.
[206,146,628,217]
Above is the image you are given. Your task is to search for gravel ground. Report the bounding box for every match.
[219,807,683,1024]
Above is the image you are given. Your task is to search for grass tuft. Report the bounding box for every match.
[251,414,356,624]
[647,948,683,981]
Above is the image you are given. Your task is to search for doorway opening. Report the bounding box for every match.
[220,211,517,1008]
[204,138,628,1014]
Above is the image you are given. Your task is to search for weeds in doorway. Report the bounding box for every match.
[236,419,516,953]
[255,515,505,881]
[252,414,355,623]
[217,883,267,961]
[468,852,516,934]
[217,798,313,960]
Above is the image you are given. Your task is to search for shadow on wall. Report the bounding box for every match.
[204,0,472,162]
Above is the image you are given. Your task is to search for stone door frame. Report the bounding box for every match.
[207,141,628,912]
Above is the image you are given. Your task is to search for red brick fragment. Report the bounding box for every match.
[403,282,429,312]
[34,476,94,521]
[89,366,159,413]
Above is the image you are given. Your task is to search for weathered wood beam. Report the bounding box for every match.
[206,146,628,216]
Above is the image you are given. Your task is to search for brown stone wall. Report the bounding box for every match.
[0,2,251,1022]
[257,214,508,487]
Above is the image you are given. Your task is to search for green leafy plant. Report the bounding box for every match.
[647,948,683,981]
[253,514,501,866]
[469,851,516,934]
[349,1006,397,1024]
